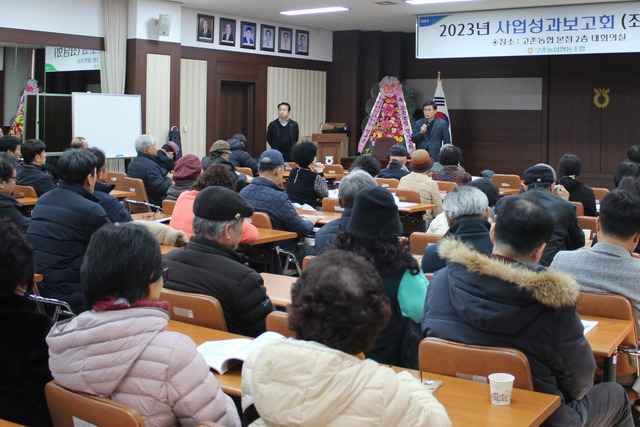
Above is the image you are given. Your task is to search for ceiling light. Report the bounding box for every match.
[375,1,398,5]
[280,7,350,16]
[406,0,476,5]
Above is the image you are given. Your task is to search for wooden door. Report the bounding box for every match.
[217,81,254,153]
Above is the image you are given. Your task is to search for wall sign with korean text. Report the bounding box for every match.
[416,2,640,59]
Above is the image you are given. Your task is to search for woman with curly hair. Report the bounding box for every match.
[285,140,328,207]
[170,162,258,242]
[330,186,429,369]
[241,250,451,427]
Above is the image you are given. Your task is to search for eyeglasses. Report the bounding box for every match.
[10,176,17,181]
[162,267,169,282]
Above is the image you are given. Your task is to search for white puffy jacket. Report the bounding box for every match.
[46,307,240,427]
[241,339,451,427]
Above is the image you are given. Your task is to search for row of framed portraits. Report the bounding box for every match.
[197,14,309,55]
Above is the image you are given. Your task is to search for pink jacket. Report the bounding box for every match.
[46,307,240,427]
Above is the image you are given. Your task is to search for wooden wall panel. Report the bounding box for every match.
[0,28,103,51]
[452,109,542,176]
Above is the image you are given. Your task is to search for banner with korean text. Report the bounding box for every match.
[416,2,640,59]
[45,47,101,72]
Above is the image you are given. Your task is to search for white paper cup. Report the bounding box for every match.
[488,373,514,405]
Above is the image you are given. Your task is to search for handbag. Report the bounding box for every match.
[168,125,180,143]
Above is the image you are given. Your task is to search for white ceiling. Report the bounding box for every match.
[176,0,630,33]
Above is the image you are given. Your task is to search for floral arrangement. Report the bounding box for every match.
[9,79,39,138]
[358,76,416,154]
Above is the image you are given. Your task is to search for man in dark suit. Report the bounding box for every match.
[266,102,299,162]
[199,20,211,39]
[411,100,450,163]
[222,23,234,42]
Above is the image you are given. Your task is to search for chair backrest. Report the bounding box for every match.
[122,177,149,203]
[571,201,584,217]
[592,187,609,204]
[302,255,316,270]
[265,311,295,338]
[419,337,534,390]
[389,188,421,203]
[324,164,345,178]
[251,212,272,229]
[372,137,396,161]
[436,181,457,193]
[491,174,522,190]
[321,197,343,213]
[12,185,37,198]
[375,177,399,188]
[162,199,176,215]
[236,167,254,177]
[578,215,597,239]
[409,232,443,255]
[45,381,145,427]
[106,171,127,190]
[577,291,638,347]
[160,288,227,331]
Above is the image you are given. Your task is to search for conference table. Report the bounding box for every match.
[110,189,136,199]
[166,320,560,426]
[260,272,634,379]
[17,196,37,206]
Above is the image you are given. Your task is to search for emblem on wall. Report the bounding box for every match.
[593,88,610,108]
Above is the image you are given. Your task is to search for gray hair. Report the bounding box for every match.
[192,216,241,239]
[443,186,488,222]
[338,169,377,209]
[135,134,156,153]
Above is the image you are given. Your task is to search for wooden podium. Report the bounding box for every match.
[312,133,348,164]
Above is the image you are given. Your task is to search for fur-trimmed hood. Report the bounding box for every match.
[436,238,579,334]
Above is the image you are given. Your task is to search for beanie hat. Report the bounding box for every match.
[162,141,180,155]
[410,149,432,172]
[173,154,202,181]
[346,186,402,239]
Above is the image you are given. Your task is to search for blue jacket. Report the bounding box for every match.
[94,182,132,223]
[27,181,109,313]
[0,193,30,231]
[410,117,450,162]
[240,177,313,250]
[126,153,172,206]
[314,208,351,253]
[421,218,492,273]
[422,239,594,427]
[17,164,56,197]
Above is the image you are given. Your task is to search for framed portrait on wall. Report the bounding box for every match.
[295,29,309,55]
[279,27,293,53]
[241,21,256,49]
[197,14,214,43]
[260,24,275,52]
[219,18,236,46]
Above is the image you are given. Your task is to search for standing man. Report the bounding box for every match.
[411,101,450,163]
[266,102,299,162]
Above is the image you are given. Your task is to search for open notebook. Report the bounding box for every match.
[197,331,285,374]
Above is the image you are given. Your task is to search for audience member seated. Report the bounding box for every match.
[0,156,29,231]
[613,160,640,188]
[330,186,427,368]
[46,223,240,427]
[627,144,640,164]
[0,219,53,426]
[557,153,597,217]
[157,140,180,173]
[422,196,632,427]
[0,135,23,176]
[86,147,132,223]
[17,139,56,196]
[427,178,500,235]
[315,169,376,253]
[430,144,471,186]
[70,136,89,149]
[164,187,274,337]
[520,163,584,267]
[165,154,202,201]
[398,149,443,228]
[551,190,640,332]
[422,186,492,273]
[351,154,381,178]
[228,134,258,175]
[241,250,451,427]
[202,140,246,191]
[377,144,410,180]
[240,149,318,262]
[27,150,109,313]
[286,140,328,207]
[170,163,258,243]
[127,134,172,207]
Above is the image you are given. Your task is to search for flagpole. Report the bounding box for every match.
[437,70,441,84]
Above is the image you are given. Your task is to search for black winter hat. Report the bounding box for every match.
[346,186,402,239]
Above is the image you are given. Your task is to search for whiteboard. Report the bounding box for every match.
[72,92,142,158]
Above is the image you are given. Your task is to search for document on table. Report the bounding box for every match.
[581,319,598,335]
